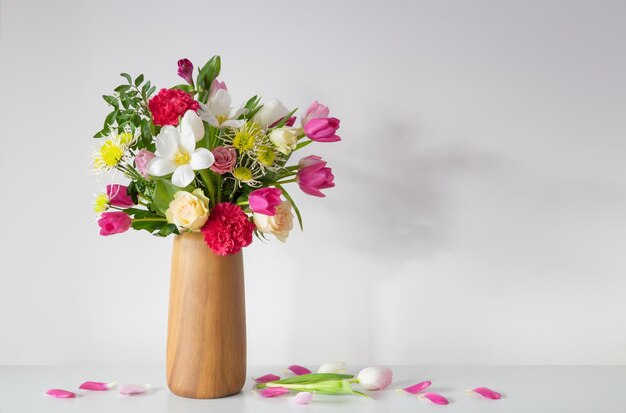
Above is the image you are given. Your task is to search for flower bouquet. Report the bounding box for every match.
[90,55,341,399]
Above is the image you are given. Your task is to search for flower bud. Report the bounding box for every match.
[356,366,393,390]
[177,58,194,86]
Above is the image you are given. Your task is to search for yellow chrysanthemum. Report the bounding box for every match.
[232,166,253,182]
[94,194,109,213]
[118,131,134,146]
[95,139,124,168]
[232,122,262,152]
[257,145,276,167]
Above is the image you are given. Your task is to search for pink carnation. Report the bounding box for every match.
[201,203,254,256]
[148,88,200,126]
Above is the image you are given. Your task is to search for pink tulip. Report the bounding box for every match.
[303,117,341,142]
[210,146,237,174]
[134,149,155,178]
[98,212,132,236]
[209,78,227,100]
[249,187,282,216]
[301,101,330,127]
[177,58,194,86]
[106,185,134,208]
[297,155,335,197]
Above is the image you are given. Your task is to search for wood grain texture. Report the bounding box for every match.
[166,232,246,399]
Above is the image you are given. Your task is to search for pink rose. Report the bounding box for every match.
[301,101,329,127]
[303,117,341,142]
[297,155,335,197]
[106,184,134,208]
[98,211,132,236]
[210,146,237,175]
[249,187,282,216]
[134,149,155,178]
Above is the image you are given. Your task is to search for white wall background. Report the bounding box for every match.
[1,0,625,366]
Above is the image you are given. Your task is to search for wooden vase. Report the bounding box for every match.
[166,232,247,399]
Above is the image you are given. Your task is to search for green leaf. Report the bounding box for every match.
[120,73,132,84]
[272,373,353,385]
[272,108,297,129]
[104,110,117,127]
[102,95,117,106]
[197,55,221,91]
[114,84,131,92]
[154,179,182,214]
[295,139,313,151]
[171,84,191,92]
[276,184,303,230]
[147,86,156,97]
[134,74,144,86]
[141,81,151,95]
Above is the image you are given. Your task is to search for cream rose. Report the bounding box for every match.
[165,189,210,230]
[253,200,294,242]
[269,127,299,155]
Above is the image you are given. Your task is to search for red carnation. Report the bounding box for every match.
[148,88,200,126]
[201,203,255,256]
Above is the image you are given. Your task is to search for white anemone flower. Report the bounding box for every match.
[147,110,215,187]
[198,88,246,129]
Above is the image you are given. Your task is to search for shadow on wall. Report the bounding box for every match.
[329,118,494,264]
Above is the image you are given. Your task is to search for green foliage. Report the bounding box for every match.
[93,72,156,151]
[197,55,221,103]
[153,179,181,215]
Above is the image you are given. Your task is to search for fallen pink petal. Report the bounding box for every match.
[419,392,450,405]
[79,381,116,391]
[469,387,502,400]
[292,391,314,404]
[45,389,76,399]
[257,386,290,398]
[254,374,281,383]
[401,380,432,394]
[286,365,311,375]
[118,383,148,395]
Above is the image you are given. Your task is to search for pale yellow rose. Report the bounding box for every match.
[165,189,210,230]
[269,127,299,155]
[253,200,294,242]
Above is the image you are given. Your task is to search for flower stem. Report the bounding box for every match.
[276,178,297,184]
[198,169,216,205]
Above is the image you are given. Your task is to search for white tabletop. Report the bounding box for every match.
[0,365,624,413]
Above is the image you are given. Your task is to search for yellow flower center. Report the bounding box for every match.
[233,166,253,182]
[232,122,262,152]
[257,145,276,166]
[216,114,229,125]
[118,132,133,145]
[174,150,190,165]
[99,139,124,167]
[94,194,109,213]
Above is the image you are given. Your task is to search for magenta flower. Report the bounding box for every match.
[249,187,282,216]
[134,149,155,178]
[177,58,194,86]
[98,211,132,236]
[106,184,134,208]
[303,117,341,142]
[296,155,335,197]
[210,146,237,175]
[301,101,329,127]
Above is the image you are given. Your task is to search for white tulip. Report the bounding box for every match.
[356,366,393,390]
[269,127,299,155]
[253,98,290,127]
[317,361,347,374]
